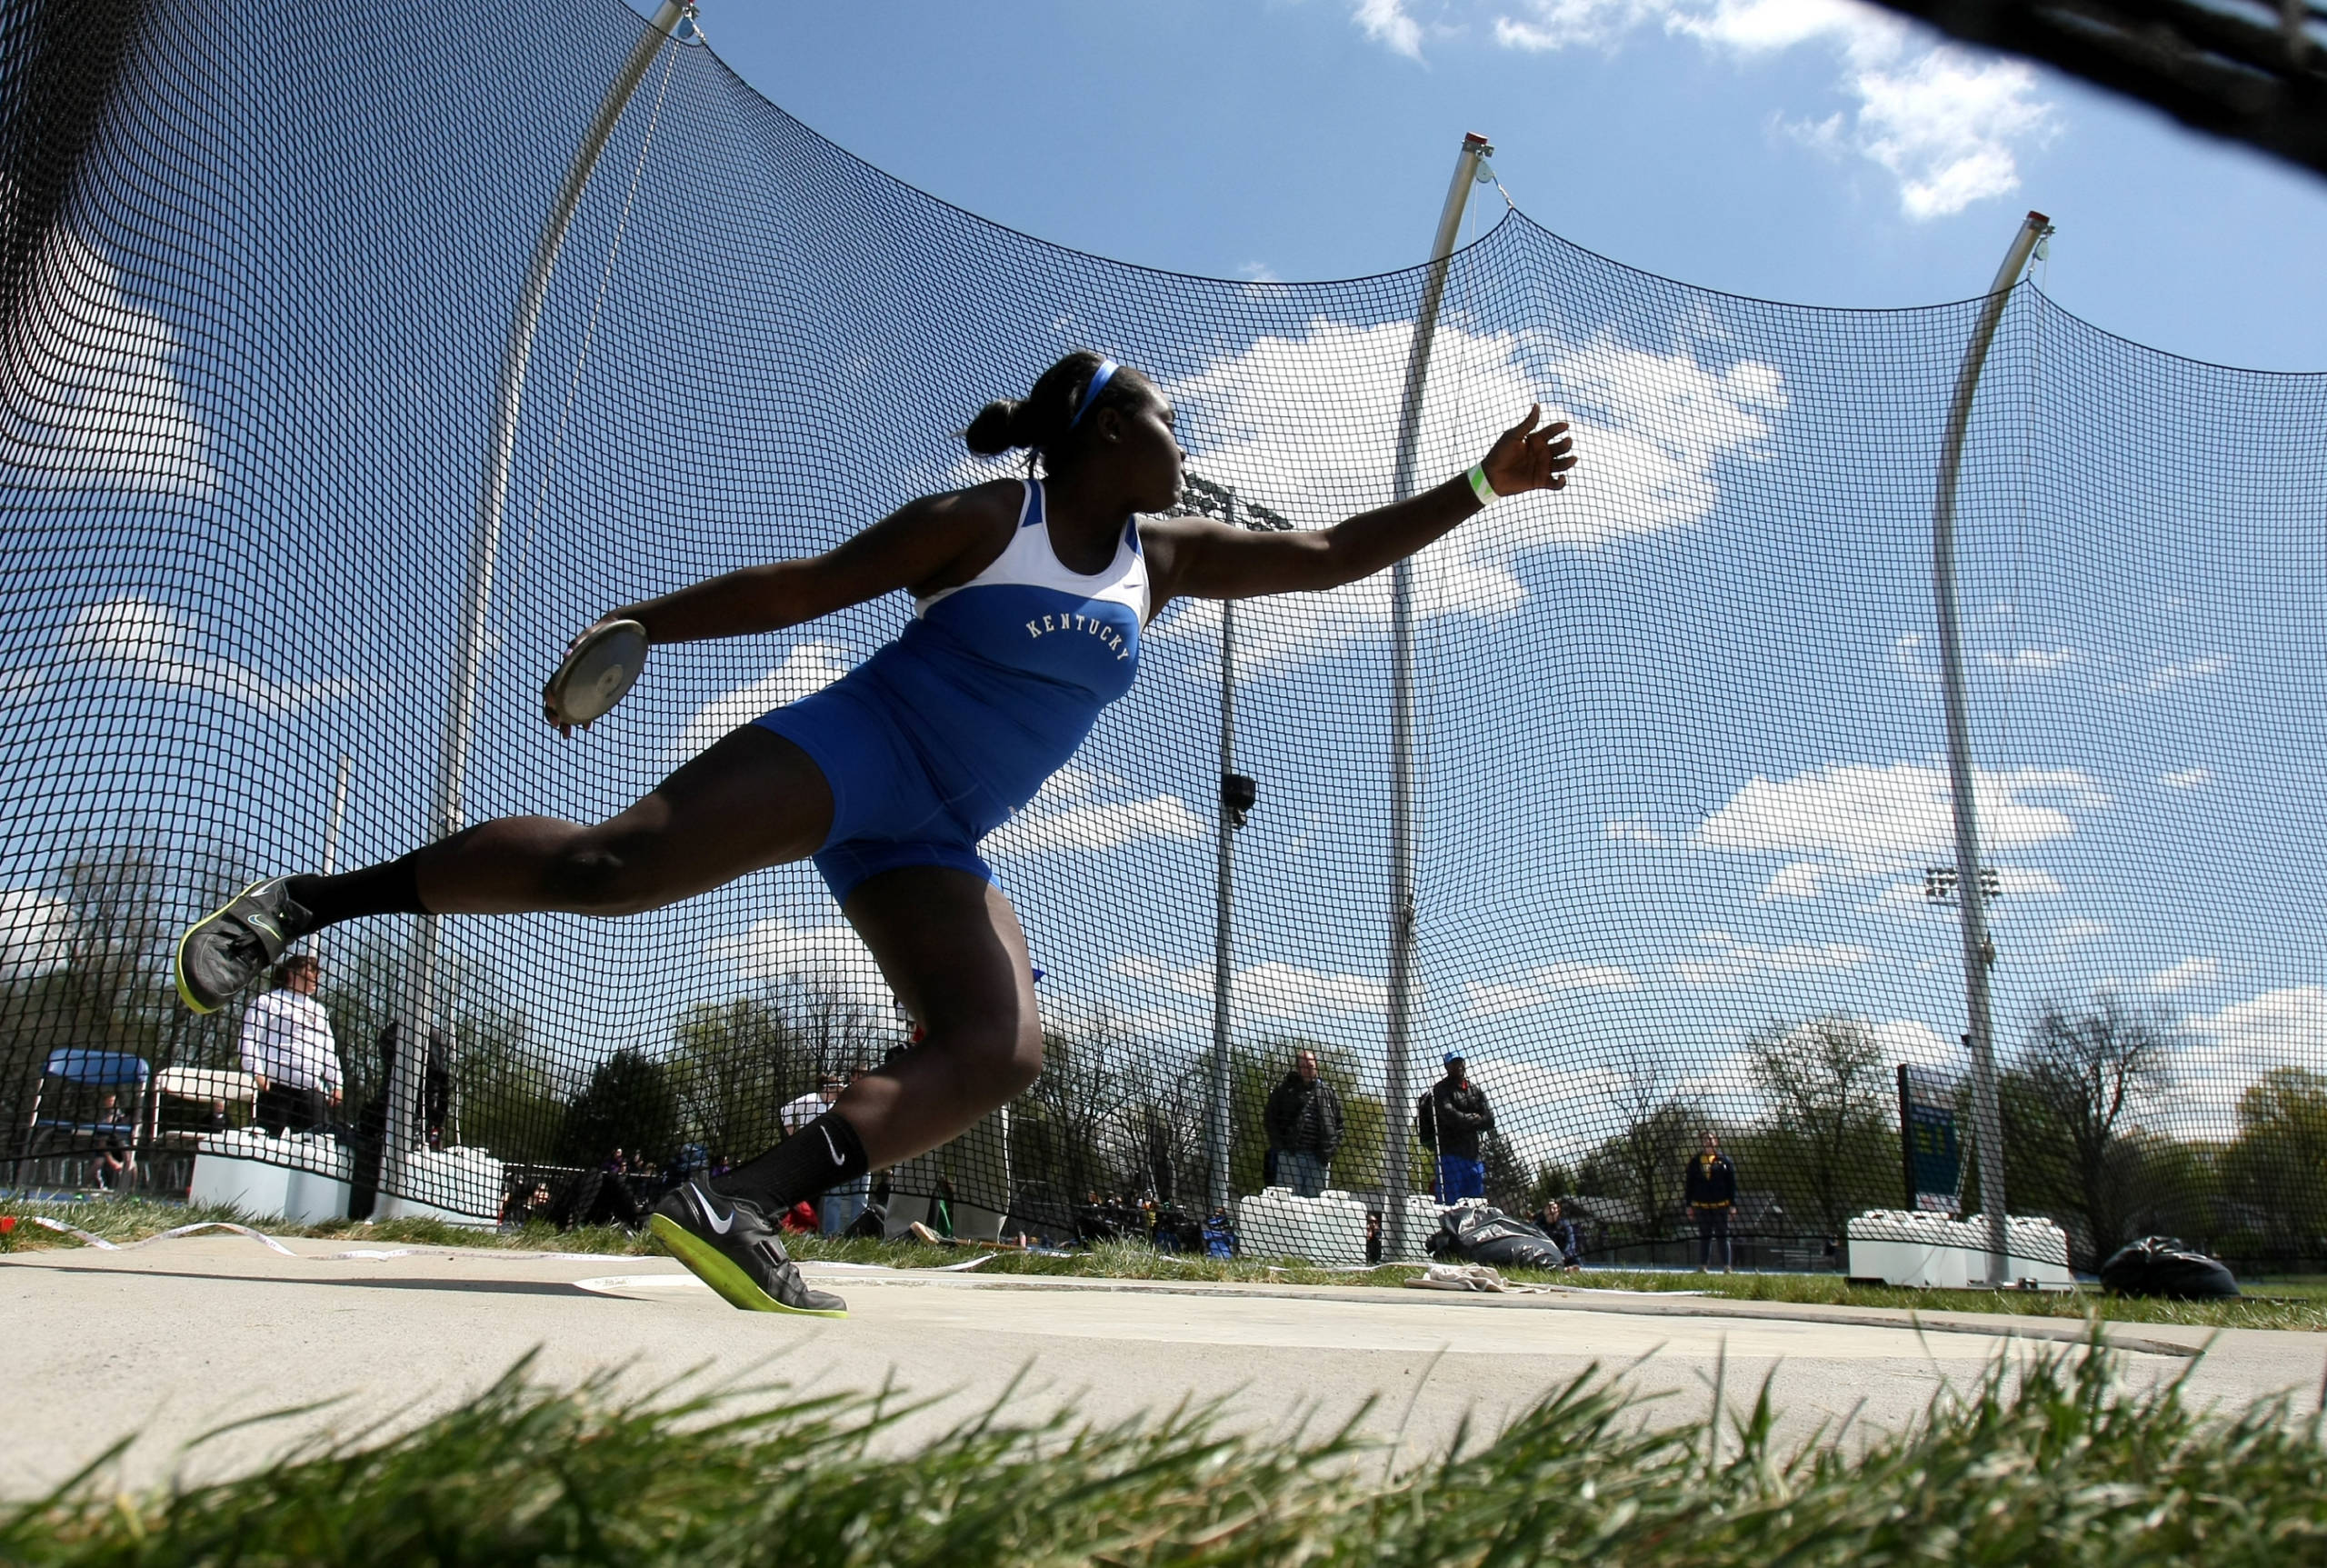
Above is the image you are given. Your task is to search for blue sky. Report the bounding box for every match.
[678,0,2327,371]
[4,0,2323,1190]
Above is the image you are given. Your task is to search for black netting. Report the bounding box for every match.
[5,0,2322,1271]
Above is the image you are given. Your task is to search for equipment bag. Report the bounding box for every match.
[2098,1236,2239,1299]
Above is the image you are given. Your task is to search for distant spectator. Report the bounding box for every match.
[822,1067,874,1238]
[1536,1200,1583,1271]
[930,1175,956,1240]
[1365,1210,1383,1266]
[781,1077,839,1136]
[239,954,341,1135]
[1427,1054,1493,1202]
[1263,1049,1345,1198]
[90,1095,132,1191]
[1685,1131,1738,1273]
[1203,1205,1236,1260]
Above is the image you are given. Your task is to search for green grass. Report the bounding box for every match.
[10,1196,2324,1332]
[5,1337,2325,1564]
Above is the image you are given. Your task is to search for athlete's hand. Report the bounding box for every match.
[544,617,620,740]
[1480,405,1575,498]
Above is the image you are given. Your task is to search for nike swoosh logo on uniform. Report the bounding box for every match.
[820,1127,844,1166]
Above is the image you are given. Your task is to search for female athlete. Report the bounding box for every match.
[174,351,1576,1314]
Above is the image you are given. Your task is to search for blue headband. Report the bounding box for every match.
[1067,358,1119,430]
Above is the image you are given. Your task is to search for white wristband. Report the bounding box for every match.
[1466,463,1499,506]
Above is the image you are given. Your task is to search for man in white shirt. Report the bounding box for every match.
[239,954,342,1135]
[780,1076,841,1137]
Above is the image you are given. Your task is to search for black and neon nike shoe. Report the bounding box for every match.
[173,876,315,1014]
[649,1183,847,1317]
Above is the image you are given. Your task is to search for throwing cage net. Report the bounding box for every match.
[5,0,2323,1270]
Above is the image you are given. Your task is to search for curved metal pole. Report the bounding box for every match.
[1933,208,2049,1286]
[394,0,687,1180]
[1382,132,1492,1263]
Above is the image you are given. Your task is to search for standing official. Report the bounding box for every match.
[1263,1048,1345,1197]
[239,954,341,1135]
[1427,1053,1494,1202]
[1685,1130,1739,1273]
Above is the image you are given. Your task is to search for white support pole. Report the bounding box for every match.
[1207,494,1239,1216]
[1382,132,1493,1263]
[1933,208,2049,1288]
[396,0,688,1168]
[320,754,352,879]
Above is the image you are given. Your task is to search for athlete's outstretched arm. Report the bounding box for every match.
[591,481,1022,645]
[1144,406,1573,611]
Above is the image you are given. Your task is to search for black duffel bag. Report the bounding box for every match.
[2098,1235,2240,1299]
[1427,1203,1569,1270]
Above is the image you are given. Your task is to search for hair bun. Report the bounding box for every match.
[964,399,1024,456]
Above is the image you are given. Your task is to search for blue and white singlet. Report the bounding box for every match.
[754,477,1149,902]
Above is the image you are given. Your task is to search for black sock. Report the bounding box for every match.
[286,853,427,932]
[715,1111,869,1214]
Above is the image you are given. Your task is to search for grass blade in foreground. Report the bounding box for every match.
[5,1335,2325,1565]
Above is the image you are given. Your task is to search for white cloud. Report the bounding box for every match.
[1670,928,1872,984]
[49,596,355,717]
[0,213,215,493]
[1464,960,1643,1015]
[0,891,74,982]
[2175,985,2327,1135]
[670,641,852,762]
[2141,655,2228,693]
[1981,645,2073,674]
[1162,315,1784,671]
[984,764,1208,858]
[1114,952,1388,1017]
[1695,760,2103,891]
[1485,0,2052,218]
[704,913,894,1020]
[1353,0,1427,57]
[1870,1016,1958,1071]
[2161,767,2212,790]
[2148,956,2220,994]
[1759,859,1827,900]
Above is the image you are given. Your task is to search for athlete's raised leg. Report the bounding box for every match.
[175,725,834,1013]
[398,724,834,917]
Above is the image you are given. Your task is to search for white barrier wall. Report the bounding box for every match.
[1235,1187,1369,1265]
[189,1131,352,1223]
[1845,1210,2073,1289]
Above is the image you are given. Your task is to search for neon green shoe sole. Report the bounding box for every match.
[174,877,289,1015]
[648,1213,847,1317]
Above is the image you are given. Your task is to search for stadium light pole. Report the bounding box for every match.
[1933,208,2051,1287]
[1181,472,1288,1216]
[398,0,691,1173]
[1209,499,1239,1218]
[1383,131,1494,1263]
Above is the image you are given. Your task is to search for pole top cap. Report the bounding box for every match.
[1463,131,1493,147]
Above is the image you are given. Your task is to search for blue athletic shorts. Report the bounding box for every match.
[753,682,995,905]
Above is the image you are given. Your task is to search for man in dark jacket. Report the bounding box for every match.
[1263,1049,1344,1196]
[1429,1053,1494,1202]
[1684,1130,1739,1273]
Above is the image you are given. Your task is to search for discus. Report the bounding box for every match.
[544,619,648,730]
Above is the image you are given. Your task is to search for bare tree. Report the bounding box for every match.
[1592,1054,1703,1239]
[1746,1014,1892,1235]
[2005,998,2177,1262]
